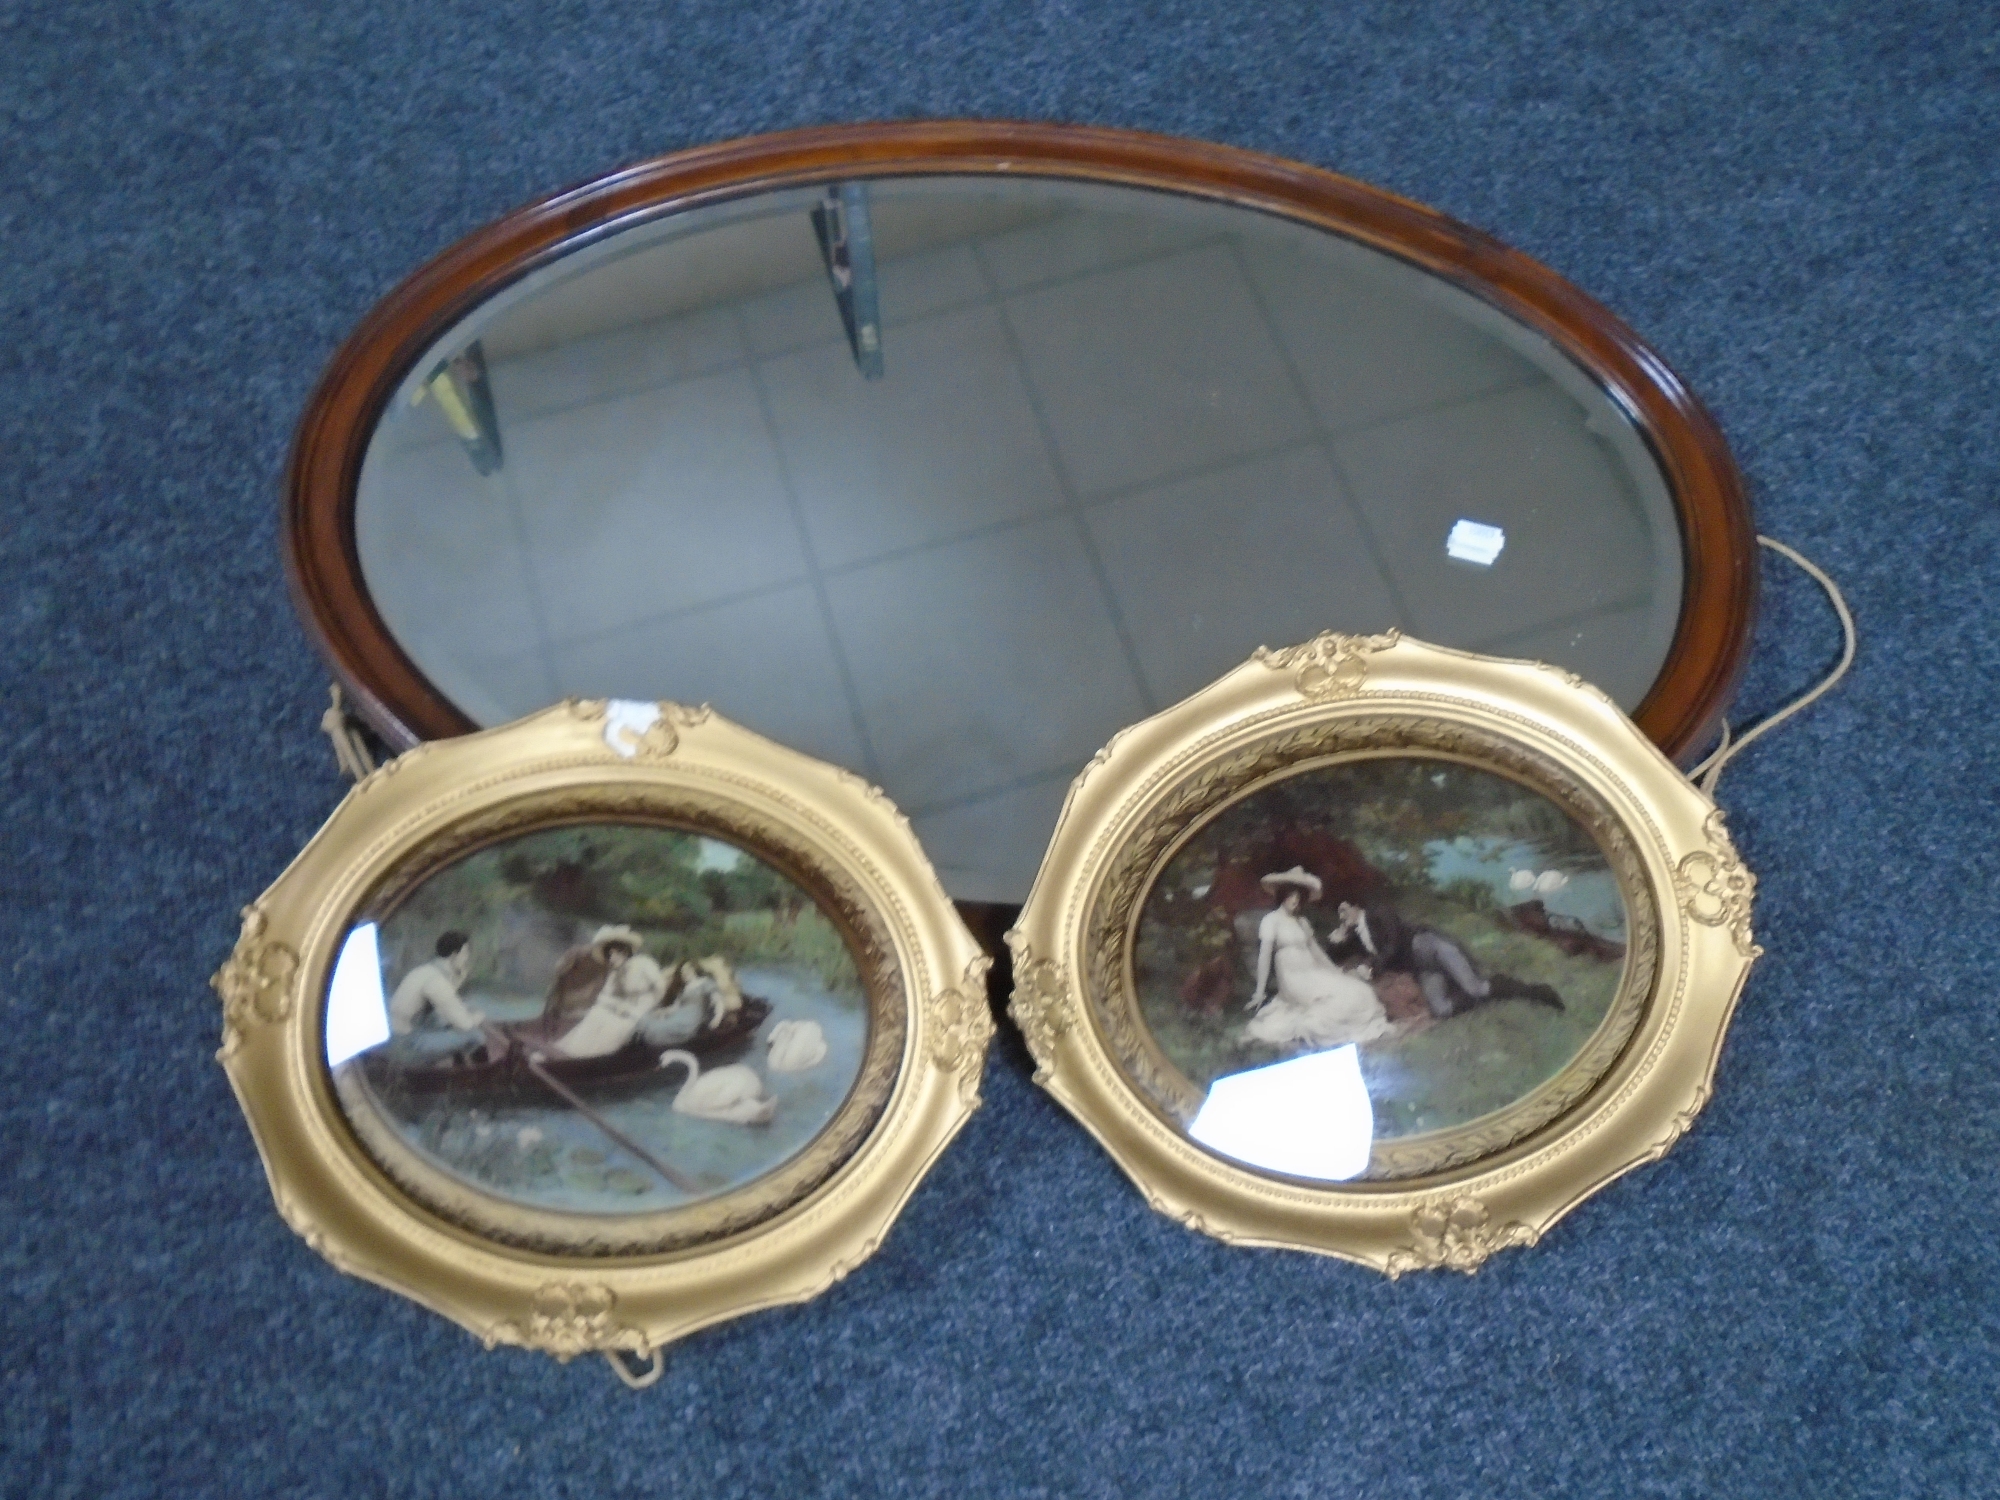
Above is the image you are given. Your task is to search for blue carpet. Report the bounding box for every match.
[3,3,1996,1496]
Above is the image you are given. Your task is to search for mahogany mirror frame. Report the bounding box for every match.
[283,120,1757,937]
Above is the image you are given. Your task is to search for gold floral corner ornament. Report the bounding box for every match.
[211,905,299,1061]
[1252,629,1399,701]
[1004,938,1071,1084]
[488,1282,651,1362]
[1674,809,1762,958]
[927,958,997,1105]
[1383,1197,1539,1279]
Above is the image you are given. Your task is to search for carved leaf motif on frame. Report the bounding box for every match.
[1383,1196,1539,1279]
[1005,936,1071,1083]
[487,1282,651,1361]
[1673,809,1762,958]
[1648,1082,1713,1161]
[1252,630,1399,701]
[211,904,300,1061]
[927,956,997,1105]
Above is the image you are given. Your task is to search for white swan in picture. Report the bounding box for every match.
[766,1019,827,1073]
[657,1050,776,1126]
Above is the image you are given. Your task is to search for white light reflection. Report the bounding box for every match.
[602,698,662,758]
[1446,518,1506,566]
[324,923,391,1068]
[1187,1044,1374,1182]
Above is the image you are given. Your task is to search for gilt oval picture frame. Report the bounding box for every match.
[214,700,990,1373]
[1007,633,1759,1273]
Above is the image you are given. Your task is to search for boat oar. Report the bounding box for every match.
[481,1024,701,1194]
[522,1055,704,1194]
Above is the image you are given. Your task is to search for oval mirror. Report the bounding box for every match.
[288,124,1754,911]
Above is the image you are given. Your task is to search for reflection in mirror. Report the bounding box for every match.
[358,178,1682,903]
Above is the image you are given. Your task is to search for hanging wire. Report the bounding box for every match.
[1686,536,1856,796]
[605,1347,665,1390]
[319,684,377,782]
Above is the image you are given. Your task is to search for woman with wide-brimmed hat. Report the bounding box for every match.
[542,923,634,1031]
[1243,867,1393,1049]
[552,925,671,1059]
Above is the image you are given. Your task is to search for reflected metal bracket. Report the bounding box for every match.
[811,184,884,379]
[413,340,504,474]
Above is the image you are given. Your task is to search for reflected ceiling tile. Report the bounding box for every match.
[1330,382,1668,665]
[760,304,1066,570]
[824,515,1150,809]
[413,639,559,726]
[1236,237,1538,433]
[368,393,456,460]
[1003,245,1314,495]
[504,368,809,642]
[906,773,1077,907]
[484,306,745,421]
[355,438,546,664]
[470,200,826,355]
[977,205,1223,292]
[735,243,993,363]
[1477,600,1670,709]
[548,582,869,772]
[874,244,989,329]
[1086,446,1402,703]
[737,275,846,359]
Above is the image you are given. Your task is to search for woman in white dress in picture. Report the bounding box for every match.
[1244,867,1394,1049]
[552,925,668,1060]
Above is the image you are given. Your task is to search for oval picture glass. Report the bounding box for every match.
[1128,755,1650,1181]
[290,124,1754,909]
[328,820,884,1250]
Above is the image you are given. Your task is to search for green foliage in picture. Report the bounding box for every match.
[382,822,860,996]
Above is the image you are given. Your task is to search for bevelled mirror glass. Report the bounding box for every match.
[290,125,1754,908]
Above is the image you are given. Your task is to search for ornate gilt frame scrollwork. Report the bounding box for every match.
[214,699,991,1365]
[1008,633,1759,1274]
